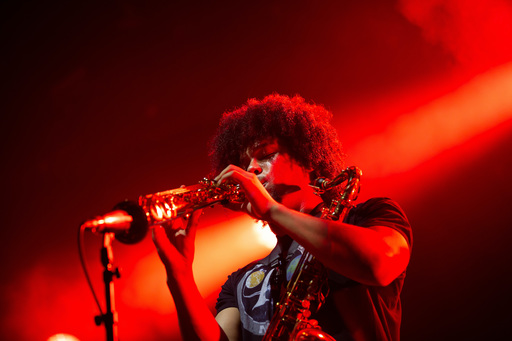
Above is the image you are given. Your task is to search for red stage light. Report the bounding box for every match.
[47,334,80,341]
[351,62,512,178]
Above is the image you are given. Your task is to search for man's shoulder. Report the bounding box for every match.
[349,197,412,248]
[351,197,407,218]
[354,196,399,208]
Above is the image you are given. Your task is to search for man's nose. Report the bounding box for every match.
[247,158,262,175]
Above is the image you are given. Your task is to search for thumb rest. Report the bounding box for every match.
[138,179,244,228]
[263,166,362,341]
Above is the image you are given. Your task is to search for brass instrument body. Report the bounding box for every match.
[263,166,362,341]
[265,251,330,341]
[138,179,243,227]
[136,167,362,340]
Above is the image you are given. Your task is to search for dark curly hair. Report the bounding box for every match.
[208,93,346,202]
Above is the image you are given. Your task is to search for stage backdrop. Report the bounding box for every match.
[1,1,511,340]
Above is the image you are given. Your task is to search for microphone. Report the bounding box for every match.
[82,200,149,244]
[82,210,133,232]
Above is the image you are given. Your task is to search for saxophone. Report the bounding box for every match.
[138,167,361,341]
[138,179,244,227]
[263,166,362,341]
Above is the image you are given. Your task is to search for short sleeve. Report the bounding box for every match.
[215,271,240,314]
[216,262,258,314]
[345,197,413,250]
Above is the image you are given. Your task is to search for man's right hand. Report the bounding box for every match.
[152,210,202,277]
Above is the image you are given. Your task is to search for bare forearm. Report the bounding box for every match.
[266,204,410,286]
[166,270,228,341]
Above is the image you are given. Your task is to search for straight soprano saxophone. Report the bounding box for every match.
[263,166,362,341]
[82,179,245,244]
[138,179,244,227]
[136,168,359,340]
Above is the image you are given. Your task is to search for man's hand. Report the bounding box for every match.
[214,164,277,220]
[152,210,202,276]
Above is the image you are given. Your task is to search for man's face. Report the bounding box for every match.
[241,138,311,202]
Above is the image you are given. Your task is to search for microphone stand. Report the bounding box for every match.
[95,233,120,341]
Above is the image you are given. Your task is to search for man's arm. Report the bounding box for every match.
[152,215,239,340]
[214,165,410,287]
[216,307,241,341]
[265,205,410,286]
[165,266,229,341]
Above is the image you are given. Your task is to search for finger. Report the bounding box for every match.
[215,170,234,185]
[181,210,200,240]
[153,225,172,247]
[217,168,250,186]
[152,225,174,260]
[214,164,243,183]
[214,165,232,182]
[170,217,186,231]
[189,209,203,226]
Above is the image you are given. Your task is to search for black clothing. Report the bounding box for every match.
[216,198,412,341]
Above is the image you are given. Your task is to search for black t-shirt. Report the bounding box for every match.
[216,197,412,341]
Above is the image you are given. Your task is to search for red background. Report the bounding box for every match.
[2,1,512,340]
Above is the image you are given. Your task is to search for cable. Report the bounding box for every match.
[78,224,104,316]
